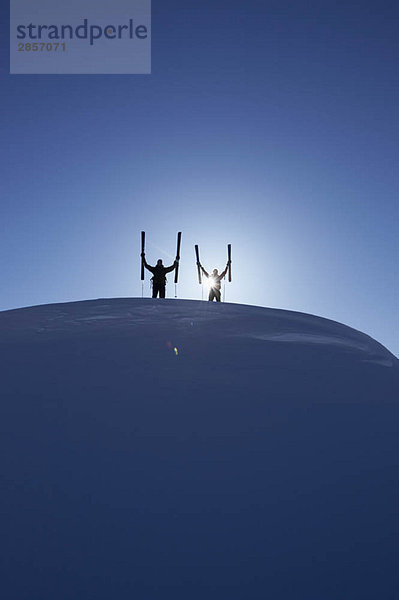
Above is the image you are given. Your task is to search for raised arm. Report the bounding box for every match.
[218,264,229,280]
[200,264,209,278]
[165,260,178,274]
[141,254,155,274]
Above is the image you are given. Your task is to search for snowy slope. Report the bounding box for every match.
[1,298,398,600]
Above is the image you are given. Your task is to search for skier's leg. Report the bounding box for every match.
[160,286,166,299]
[152,282,159,298]
[215,290,221,302]
[209,289,215,302]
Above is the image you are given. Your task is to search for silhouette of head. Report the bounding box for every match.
[157,259,163,266]
[213,269,219,276]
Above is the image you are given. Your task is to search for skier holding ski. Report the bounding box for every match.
[141,255,178,299]
[198,261,231,302]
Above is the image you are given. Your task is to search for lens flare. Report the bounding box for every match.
[174,347,179,356]
[204,275,217,291]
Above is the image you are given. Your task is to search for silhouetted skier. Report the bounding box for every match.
[141,254,178,298]
[199,262,230,302]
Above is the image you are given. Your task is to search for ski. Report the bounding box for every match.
[227,244,232,282]
[174,232,182,284]
[195,245,202,284]
[141,231,145,281]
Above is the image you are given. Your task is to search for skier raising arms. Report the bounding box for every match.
[198,261,231,302]
[141,254,178,298]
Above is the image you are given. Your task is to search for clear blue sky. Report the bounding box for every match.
[1,0,398,355]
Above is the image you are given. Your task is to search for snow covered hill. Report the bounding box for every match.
[1,299,398,600]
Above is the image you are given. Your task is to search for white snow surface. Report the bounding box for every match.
[1,298,398,600]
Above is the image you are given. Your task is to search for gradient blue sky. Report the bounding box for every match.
[1,0,398,355]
